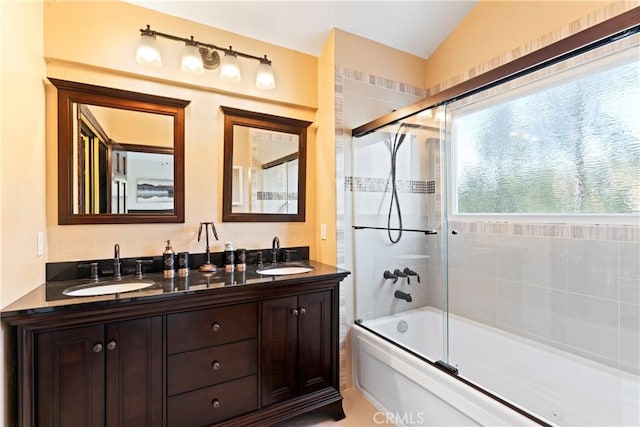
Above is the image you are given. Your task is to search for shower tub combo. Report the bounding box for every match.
[352,307,639,426]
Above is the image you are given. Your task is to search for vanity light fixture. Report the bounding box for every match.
[220,48,241,81]
[181,36,204,74]
[256,55,276,90]
[136,25,162,67]
[135,25,276,90]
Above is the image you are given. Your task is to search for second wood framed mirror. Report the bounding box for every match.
[220,106,312,222]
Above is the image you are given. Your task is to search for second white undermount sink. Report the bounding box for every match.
[62,280,155,297]
[256,266,314,276]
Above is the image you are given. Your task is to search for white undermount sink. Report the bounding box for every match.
[256,266,314,276]
[62,280,155,297]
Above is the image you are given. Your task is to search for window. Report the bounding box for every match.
[449,34,640,219]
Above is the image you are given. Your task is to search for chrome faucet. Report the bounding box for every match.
[113,243,122,280]
[271,236,280,265]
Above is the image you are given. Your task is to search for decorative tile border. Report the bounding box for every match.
[426,180,436,194]
[255,191,297,201]
[342,67,426,97]
[449,220,640,242]
[426,1,638,98]
[345,176,428,194]
[450,31,640,112]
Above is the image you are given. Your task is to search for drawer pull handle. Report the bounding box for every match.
[93,343,103,353]
[299,307,307,315]
[291,309,299,316]
[211,399,221,409]
[212,360,221,370]
[211,322,221,332]
[106,340,117,351]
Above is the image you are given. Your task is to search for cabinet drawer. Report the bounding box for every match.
[167,302,257,354]
[167,375,257,427]
[167,339,257,396]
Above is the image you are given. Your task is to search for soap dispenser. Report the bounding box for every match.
[224,241,235,273]
[163,240,175,278]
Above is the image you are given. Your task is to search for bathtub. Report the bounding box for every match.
[352,307,640,426]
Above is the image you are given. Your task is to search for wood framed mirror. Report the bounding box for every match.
[50,78,190,224]
[220,106,312,222]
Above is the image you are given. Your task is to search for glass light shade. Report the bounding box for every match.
[136,34,162,67]
[181,44,204,74]
[220,52,241,81]
[255,62,276,90]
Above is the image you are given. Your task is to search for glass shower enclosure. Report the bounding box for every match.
[351,29,639,426]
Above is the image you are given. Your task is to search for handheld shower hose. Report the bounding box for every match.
[387,123,407,244]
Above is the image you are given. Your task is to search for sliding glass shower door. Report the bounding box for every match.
[442,31,640,426]
[351,113,449,365]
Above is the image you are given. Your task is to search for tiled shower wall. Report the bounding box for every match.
[335,66,426,389]
[349,127,441,322]
[426,222,640,375]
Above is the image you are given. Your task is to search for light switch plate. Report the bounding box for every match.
[320,224,327,240]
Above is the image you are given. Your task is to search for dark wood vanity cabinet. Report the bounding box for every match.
[36,317,162,427]
[166,303,258,426]
[4,271,348,427]
[261,291,333,406]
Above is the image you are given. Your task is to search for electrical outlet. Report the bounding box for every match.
[37,231,44,257]
[320,224,327,240]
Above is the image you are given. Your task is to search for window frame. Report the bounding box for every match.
[446,32,640,225]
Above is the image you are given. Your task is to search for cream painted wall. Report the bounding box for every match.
[316,30,337,265]
[1,0,47,306]
[1,0,46,424]
[43,1,320,264]
[335,30,426,89]
[424,0,620,90]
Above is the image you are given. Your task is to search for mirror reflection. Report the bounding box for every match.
[231,126,299,215]
[50,78,189,224]
[221,106,311,222]
[74,104,174,215]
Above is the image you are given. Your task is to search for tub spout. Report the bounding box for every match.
[394,290,412,303]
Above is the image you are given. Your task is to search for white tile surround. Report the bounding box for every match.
[442,221,640,375]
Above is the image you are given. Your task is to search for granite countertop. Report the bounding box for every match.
[1,260,350,316]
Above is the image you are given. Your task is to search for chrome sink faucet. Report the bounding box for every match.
[113,243,122,280]
[271,236,280,265]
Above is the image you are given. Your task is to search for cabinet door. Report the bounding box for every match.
[37,324,106,427]
[298,290,333,395]
[105,317,163,427]
[261,295,298,406]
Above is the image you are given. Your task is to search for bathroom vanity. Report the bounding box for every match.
[2,260,349,427]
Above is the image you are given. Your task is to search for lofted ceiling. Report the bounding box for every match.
[124,0,478,59]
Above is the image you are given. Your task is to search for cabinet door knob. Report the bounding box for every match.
[211,360,221,370]
[291,309,299,316]
[299,307,306,315]
[211,399,221,409]
[211,322,221,332]
[106,340,117,351]
[92,343,103,353]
